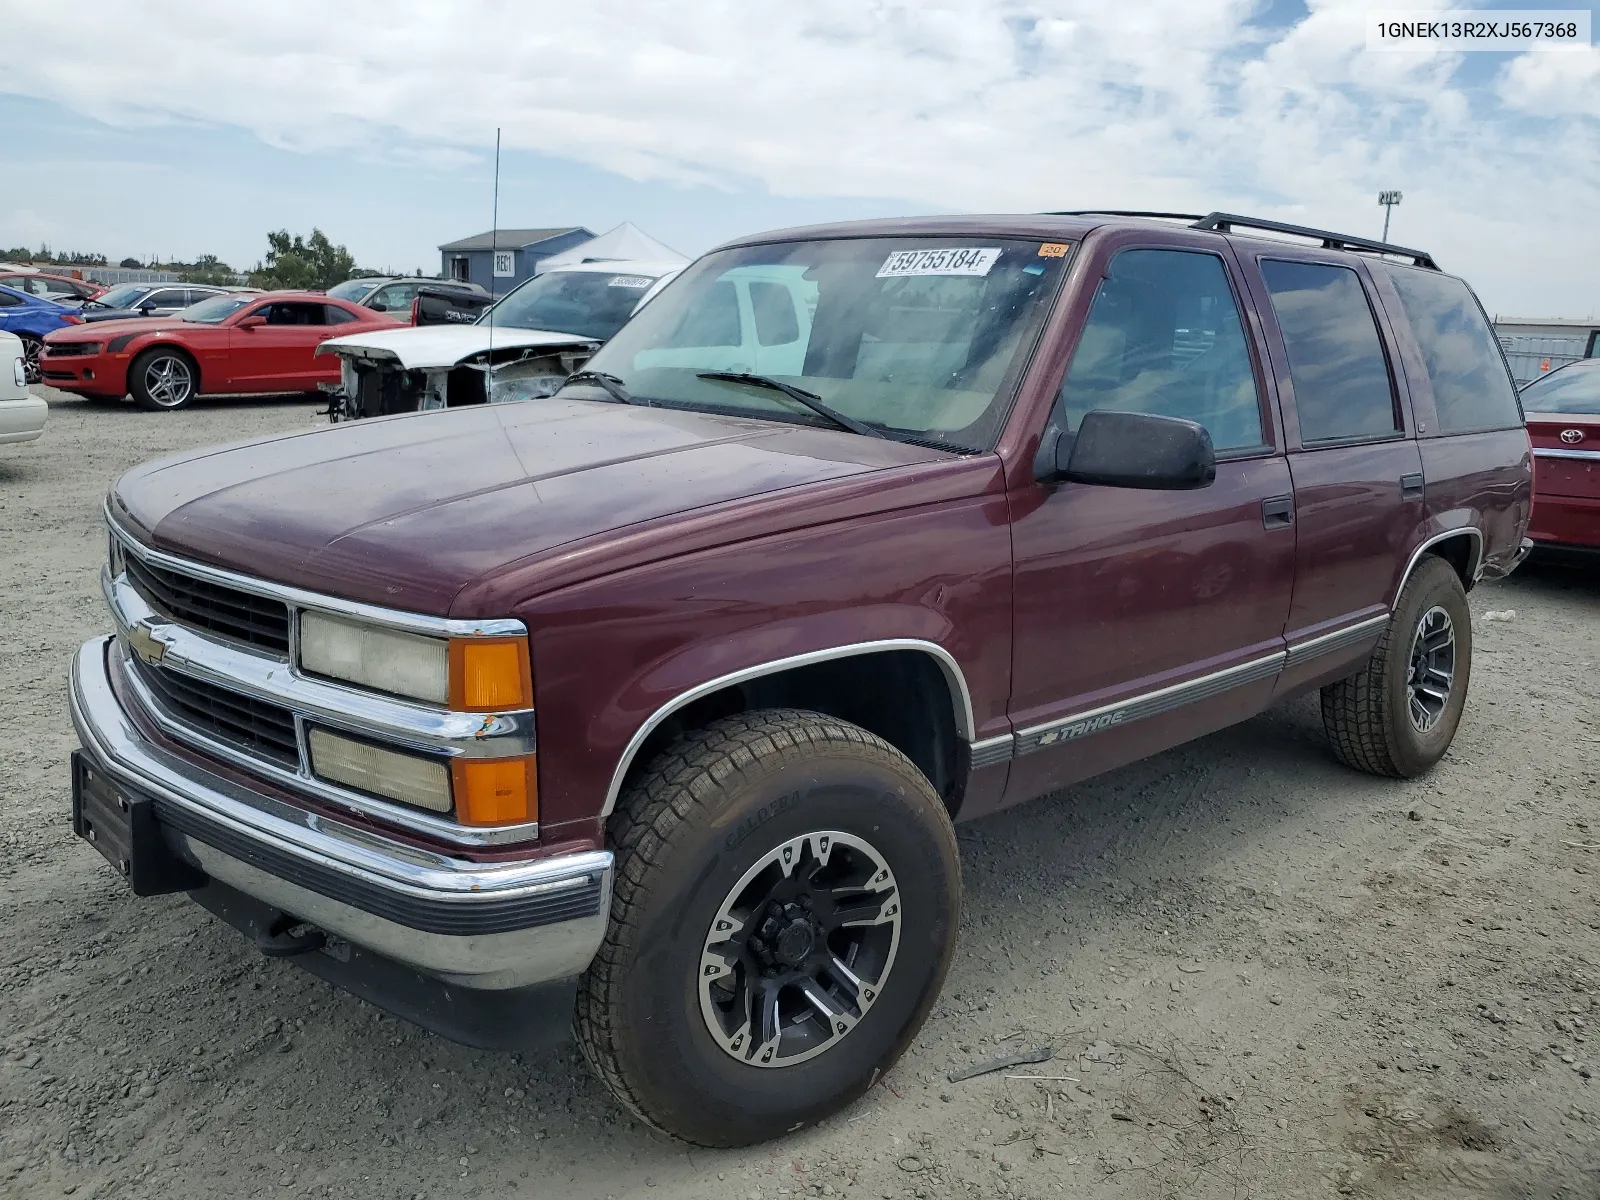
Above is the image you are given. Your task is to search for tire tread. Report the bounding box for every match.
[573,708,934,1142]
[1320,555,1464,778]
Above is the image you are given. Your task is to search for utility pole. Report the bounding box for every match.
[1378,190,1403,242]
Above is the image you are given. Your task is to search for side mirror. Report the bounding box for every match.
[369,301,386,312]
[138,303,156,314]
[236,315,267,330]
[1042,409,1216,490]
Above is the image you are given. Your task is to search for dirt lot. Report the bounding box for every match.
[2,387,1598,1200]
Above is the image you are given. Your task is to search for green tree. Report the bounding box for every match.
[119,257,143,269]
[250,229,357,290]
[178,254,237,286]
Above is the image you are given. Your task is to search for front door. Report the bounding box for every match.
[1005,242,1297,804]
[228,302,336,390]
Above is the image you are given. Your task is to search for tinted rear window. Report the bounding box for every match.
[1260,260,1398,443]
[1384,266,1521,433]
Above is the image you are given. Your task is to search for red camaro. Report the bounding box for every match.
[1521,358,1600,558]
[39,291,401,411]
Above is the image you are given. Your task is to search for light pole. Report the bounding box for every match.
[1378,190,1403,242]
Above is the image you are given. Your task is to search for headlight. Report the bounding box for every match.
[299,611,450,704]
[308,728,452,812]
[298,610,533,711]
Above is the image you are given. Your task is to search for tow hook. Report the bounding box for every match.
[255,913,328,958]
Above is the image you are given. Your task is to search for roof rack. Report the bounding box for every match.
[1048,210,1208,222]
[1191,212,1439,270]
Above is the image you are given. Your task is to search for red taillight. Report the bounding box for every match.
[62,313,84,325]
[410,297,420,325]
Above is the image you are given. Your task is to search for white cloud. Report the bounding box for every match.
[1,0,1597,314]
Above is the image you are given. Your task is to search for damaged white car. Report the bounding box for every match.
[316,260,681,421]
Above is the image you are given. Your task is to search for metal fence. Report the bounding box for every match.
[1497,333,1589,386]
[78,268,183,285]
[3,266,252,286]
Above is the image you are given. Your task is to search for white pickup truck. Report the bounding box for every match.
[0,330,48,446]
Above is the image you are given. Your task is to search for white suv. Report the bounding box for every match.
[0,330,47,445]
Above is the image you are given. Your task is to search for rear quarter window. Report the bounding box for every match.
[1383,266,1521,433]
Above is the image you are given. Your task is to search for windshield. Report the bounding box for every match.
[95,284,151,309]
[482,269,664,340]
[1521,360,1600,414]
[181,294,256,324]
[571,237,1071,450]
[327,279,378,301]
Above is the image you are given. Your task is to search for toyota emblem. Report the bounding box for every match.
[1560,429,1585,444]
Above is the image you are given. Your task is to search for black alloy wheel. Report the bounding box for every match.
[698,830,901,1068]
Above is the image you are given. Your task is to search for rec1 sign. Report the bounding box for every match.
[493,251,515,278]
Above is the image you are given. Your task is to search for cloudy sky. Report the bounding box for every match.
[3,0,1596,316]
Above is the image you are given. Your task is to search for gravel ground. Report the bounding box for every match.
[3,387,1598,1200]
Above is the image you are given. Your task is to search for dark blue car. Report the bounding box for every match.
[0,284,82,383]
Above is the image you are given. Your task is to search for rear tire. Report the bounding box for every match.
[1321,556,1472,778]
[575,709,961,1146]
[129,348,199,411]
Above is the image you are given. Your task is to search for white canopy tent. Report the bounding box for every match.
[533,222,687,274]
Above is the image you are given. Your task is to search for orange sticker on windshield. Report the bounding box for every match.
[1038,243,1070,257]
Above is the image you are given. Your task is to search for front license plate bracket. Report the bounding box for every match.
[71,750,206,896]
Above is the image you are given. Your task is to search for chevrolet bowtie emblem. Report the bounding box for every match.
[126,622,168,665]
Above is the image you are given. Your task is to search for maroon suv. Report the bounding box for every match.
[68,211,1532,1146]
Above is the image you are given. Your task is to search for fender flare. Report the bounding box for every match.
[599,638,976,819]
[1393,525,1483,604]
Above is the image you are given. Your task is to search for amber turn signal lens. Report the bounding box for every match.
[448,637,533,711]
[452,756,536,826]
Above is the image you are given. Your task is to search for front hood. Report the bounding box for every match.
[63,315,184,335]
[111,399,954,614]
[317,325,597,370]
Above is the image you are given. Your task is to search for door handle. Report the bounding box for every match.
[1261,495,1294,529]
[1400,472,1424,500]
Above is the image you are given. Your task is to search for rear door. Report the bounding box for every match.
[1241,255,1423,693]
[1004,237,1297,804]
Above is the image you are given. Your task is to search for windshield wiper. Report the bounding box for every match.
[562,370,645,406]
[696,372,889,440]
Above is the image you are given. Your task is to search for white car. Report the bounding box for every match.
[0,330,47,445]
[316,259,682,420]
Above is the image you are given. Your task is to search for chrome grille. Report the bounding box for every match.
[124,554,291,654]
[130,657,300,768]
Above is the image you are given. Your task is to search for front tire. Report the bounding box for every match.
[1321,556,1472,778]
[129,348,199,410]
[18,335,42,385]
[575,709,961,1146]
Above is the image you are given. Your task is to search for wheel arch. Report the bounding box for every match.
[131,340,203,394]
[602,639,976,820]
[1394,527,1482,602]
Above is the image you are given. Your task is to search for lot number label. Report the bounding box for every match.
[876,248,1002,278]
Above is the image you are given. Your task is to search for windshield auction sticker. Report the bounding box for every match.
[606,275,655,288]
[877,248,1002,278]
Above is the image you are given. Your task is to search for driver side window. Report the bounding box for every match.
[1059,249,1264,452]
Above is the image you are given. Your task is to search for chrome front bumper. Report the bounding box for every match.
[69,635,612,991]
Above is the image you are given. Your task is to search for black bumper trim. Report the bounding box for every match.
[151,794,603,937]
